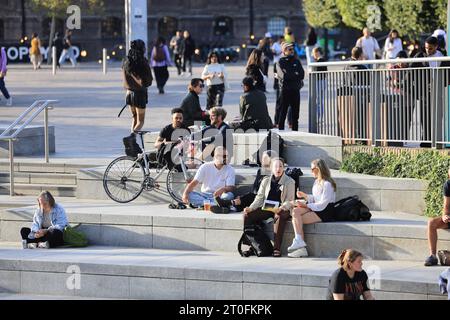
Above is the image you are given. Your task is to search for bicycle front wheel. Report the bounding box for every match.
[166,158,204,203]
[103,156,145,203]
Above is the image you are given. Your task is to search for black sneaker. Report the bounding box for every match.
[210,205,230,214]
[424,255,438,266]
[215,196,232,208]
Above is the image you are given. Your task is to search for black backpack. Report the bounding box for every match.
[238,223,273,257]
[123,135,142,158]
[156,143,176,170]
[333,195,372,222]
[253,130,285,166]
[285,167,303,195]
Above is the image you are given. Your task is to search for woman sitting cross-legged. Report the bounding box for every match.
[20,191,68,249]
[287,159,336,258]
[243,157,295,257]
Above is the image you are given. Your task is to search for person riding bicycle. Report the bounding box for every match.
[155,108,191,169]
[182,146,235,212]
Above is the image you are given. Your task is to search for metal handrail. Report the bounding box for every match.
[309,56,450,67]
[0,100,58,196]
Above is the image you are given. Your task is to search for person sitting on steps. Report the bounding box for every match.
[287,159,337,258]
[213,150,278,212]
[182,146,235,211]
[425,168,450,266]
[20,191,68,249]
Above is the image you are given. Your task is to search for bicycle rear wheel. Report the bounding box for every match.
[103,156,145,203]
[166,158,204,203]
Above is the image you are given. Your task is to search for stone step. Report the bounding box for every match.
[0,184,76,197]
[0,161,95,174]
[0,245,446,300]
[2,203,448,261]
[77,166,427,214]
[0,172,77,185]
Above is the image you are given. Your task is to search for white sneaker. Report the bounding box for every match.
[37,241,50,249]
[27,243,37,249]
[287,238,306,253]
[22,240,28,249]
[288,247,309,258]
[6,97,12,106]
[180,72,185,77]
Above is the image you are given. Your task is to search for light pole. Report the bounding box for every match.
[249,0,254,45]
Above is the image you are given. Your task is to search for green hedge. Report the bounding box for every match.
[341,148,450,217]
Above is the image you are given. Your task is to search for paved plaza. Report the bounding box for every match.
[0,62,309,159]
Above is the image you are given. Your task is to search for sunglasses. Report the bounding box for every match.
[198,84,205,88]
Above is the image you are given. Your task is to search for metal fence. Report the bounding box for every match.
[308,56,450,147]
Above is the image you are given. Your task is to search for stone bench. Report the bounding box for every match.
[0,125,55,158]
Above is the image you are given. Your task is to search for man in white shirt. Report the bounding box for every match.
[355,27,380,62]
[425,36,444,68]
[182,146,235,210]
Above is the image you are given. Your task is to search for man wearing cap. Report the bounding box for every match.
[275,42,305,131]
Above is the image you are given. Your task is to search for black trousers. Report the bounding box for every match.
[20,227,64,248]
[153,66,169,90]
[278,88,300,131]
[206,84,225,110]
[243,208,290,251]
[183,55,193,74]
[174,53,183,75]
[235,192,256,212]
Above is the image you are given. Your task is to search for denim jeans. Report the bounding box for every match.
[188,191,234,208]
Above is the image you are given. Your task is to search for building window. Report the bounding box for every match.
[213,16,233,37]
[267,16,286,36]
[101,17,122,38]
[41,17,65,40]
[158,17,178,40]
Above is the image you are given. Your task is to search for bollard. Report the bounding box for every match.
[52,46,56,75]
[102,48,107,74]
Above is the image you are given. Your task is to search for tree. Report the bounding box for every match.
[302,0,341,58]
[384,0,428,38]
[336,0,384,31]
[430,0,448,30]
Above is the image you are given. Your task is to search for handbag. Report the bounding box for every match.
[438,250,450,266]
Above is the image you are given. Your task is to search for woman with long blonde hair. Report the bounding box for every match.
[287,159,337,258]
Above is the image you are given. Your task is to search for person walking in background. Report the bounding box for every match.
[20,191,68,249]
[246,48,266,92]
[52,32,64,68]
[58,29,76,67]
[0,46,12,106]
[29,33,42,70]
[181,30,196,76]
[170,30,184,76]
[355,27,381,67]
[305,26,317,70]
[272,36,284,126]
[122,39,153,135]
[150,36,172,94]
[327,249,375,300]
[201,51,227,110]
[383,29,403,60]
[276,42,304,131]
[284,26,295,44]
[311,47,328,120]
[258,33,274,76]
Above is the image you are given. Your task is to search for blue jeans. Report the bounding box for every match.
[0,78,10,99]
[188,191,234,208]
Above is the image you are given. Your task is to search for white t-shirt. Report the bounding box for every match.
[193,162,235,193]
[428,51,444,68]
[356,36,380,60]
[201,63,227,87]
[306,180,336,212]
[384,38,403,59]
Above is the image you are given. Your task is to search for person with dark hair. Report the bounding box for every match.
[201,52,228,110]
[0,46,12,106]
[180,30,196,76]
[276,42,305,131]
[305,27,317,70]
[243,157,295,257]
[327,249,375,300]
[20,191,68,249]
[58,29,76,67]
[230,76,273,130]
[30,32,42,70]
[383,29,403,60]
[170,30,184,75]
[258,34,274,76]
[272,36,285,126]
[122,39,153,135]
[151,37,172,94]
[246,48,266,92]
[180,78,210,127]
[311,47,328,120]
[52,32,64,68]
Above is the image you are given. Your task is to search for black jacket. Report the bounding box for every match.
[239,89,273,130]
[276,56,305,91]
[180,91,204,127]
[181,36,196,57]
[246,64,266,92]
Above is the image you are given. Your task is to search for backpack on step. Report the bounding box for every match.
[333,195,372,222]
[123,134,142,158]
[252,130,285,166]
[238,223,273,257]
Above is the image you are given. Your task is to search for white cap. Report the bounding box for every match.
[265,32,272,38]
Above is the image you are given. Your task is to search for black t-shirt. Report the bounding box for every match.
[326,268,370,300]
[158,124,190,148]
[267,176,282,203]
[444,180,450,197]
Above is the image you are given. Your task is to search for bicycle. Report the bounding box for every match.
[103,131,203,204]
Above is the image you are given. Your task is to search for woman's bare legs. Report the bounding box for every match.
[291,207,322,240]
[129,106,146,133]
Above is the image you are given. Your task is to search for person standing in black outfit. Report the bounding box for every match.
[246,48,266,92]
[276,42,305,131]
[181,30,196,76]
[52,32,63,68]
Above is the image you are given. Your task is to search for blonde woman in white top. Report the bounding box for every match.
[287,159,337,258]
[201,52,228,110]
